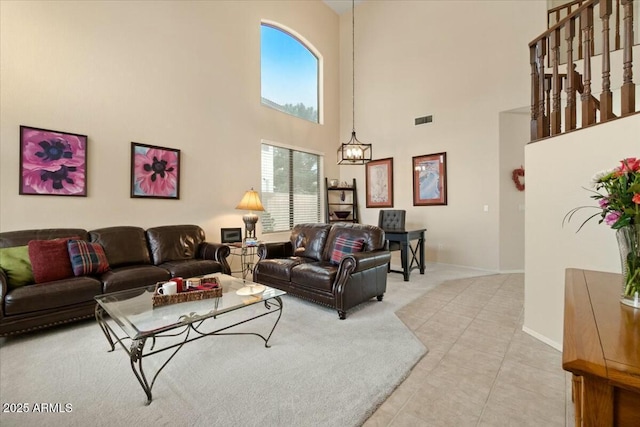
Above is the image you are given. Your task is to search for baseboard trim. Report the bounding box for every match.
[498,269,525,274]
[522,325,562,351]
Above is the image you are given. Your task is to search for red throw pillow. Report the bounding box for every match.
[28,237,79,283]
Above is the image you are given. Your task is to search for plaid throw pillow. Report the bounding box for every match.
[67,240,110,276]
[330,236,364,265]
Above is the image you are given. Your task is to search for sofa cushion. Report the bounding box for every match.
[28,237,77,283]
[89,226,151,268]
[322,223,386,262]
[0,228,88,248]
[4,276,102,316]
[253,257,312,282]
[157,259,224,278]
[0,246,34,289]
[290,262,337,292]
[290,224,332,261]
[68,240,110,276]
[146,225,205,265]
[100,265,170,294]
[329,236,364,265]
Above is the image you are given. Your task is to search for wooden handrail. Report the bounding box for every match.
[530,0,636,142]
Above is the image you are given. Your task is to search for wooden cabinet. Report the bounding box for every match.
[563,269,640,427]
[325,178,359,223]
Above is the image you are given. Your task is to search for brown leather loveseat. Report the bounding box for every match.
[253,223,390,319]
[0,224,230,336]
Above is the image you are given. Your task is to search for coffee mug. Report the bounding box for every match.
[158,281,177,295]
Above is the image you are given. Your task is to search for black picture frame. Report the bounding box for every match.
[221,227,242,243]
[130,142,180,199]
[19,125,88,197]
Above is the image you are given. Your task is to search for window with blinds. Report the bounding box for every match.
[261,143,320,233]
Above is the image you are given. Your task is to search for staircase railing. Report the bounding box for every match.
[530,0,636,141]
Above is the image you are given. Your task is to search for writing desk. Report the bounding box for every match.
[382,228,426,281]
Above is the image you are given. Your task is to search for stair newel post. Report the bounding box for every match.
[600,0,615,121]
[530,44,540,140]
[581,6,596,126]
[565,19,577,132]
[621,0,635,116]
[550,28,562,135]
[536,38,549,139]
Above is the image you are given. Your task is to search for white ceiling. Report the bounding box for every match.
[323,0,364,15]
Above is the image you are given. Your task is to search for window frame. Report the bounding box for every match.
[260,140,324,234]
[260,21,323,124]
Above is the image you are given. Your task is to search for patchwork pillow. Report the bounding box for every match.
[67,240,110,276]
[28,237,78,283]
[0,246,34,289]
[330,236,364,265]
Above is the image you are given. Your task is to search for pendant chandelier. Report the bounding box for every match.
[337,0,372,165]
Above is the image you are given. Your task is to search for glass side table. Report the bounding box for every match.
[226,241,259,279]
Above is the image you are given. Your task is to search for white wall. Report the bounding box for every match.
[337,0,547,270]
[0,0,340,241]
[524,114,640,349]
[499,110,528,272]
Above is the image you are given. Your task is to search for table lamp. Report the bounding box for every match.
[236,188,265,240]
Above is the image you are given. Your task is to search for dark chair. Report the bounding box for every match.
[378,210,406,271]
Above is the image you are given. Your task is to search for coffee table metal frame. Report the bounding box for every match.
[94,274,284,405]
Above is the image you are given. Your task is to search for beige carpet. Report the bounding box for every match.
[0,264,489,427]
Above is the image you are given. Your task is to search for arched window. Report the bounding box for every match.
[261,22,320,123]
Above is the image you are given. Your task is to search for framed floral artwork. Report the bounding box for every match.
[19,125,88,196]
[412,152,447,206]
[130,142,180,199]
[366,157,394,208]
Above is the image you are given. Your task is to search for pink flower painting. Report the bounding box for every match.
[19,126,87,196]
[131,143,180,199]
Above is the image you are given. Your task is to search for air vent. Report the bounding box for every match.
[414,115,433,126]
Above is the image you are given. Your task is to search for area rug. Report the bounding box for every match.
[0,264,488,427]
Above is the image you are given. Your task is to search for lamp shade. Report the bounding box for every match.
[236,188,265,212]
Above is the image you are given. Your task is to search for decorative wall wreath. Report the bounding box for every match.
[512,167,525,191]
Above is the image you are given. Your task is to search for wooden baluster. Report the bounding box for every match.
[615,0,621,50]
[601,0,614,121]
[578,5,583,60]
[530,45,540,140]
[621,0,635,115]
[537,38,548,138]
[550,28,562,135]
[581,6,596,126]
[565,19,577,132]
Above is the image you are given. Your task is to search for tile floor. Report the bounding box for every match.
[363,273,572,427]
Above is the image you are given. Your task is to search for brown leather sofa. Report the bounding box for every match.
[253,223,390,319]
[0,225,230,336]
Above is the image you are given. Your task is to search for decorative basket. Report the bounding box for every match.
[152,279,222,308]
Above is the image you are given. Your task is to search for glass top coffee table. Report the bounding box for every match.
[94,273,285,405]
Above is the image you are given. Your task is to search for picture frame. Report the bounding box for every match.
[131,142,180,199]
[366,157,394,208]
[19,125,88,197]
[412,152,447,206]
[221,227,242,243]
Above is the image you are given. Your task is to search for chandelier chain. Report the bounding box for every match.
[351,0,355,133]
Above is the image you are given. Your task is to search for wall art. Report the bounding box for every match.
[365,157,394,208]
[19,125,88,196]
[131,142,180,199]
[412,152,447,206]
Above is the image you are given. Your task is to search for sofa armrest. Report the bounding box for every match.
[340,249,391,273]
[257,242,294,260]
[198,242,231,275]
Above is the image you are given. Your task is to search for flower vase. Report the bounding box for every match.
[616,225,640,308]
